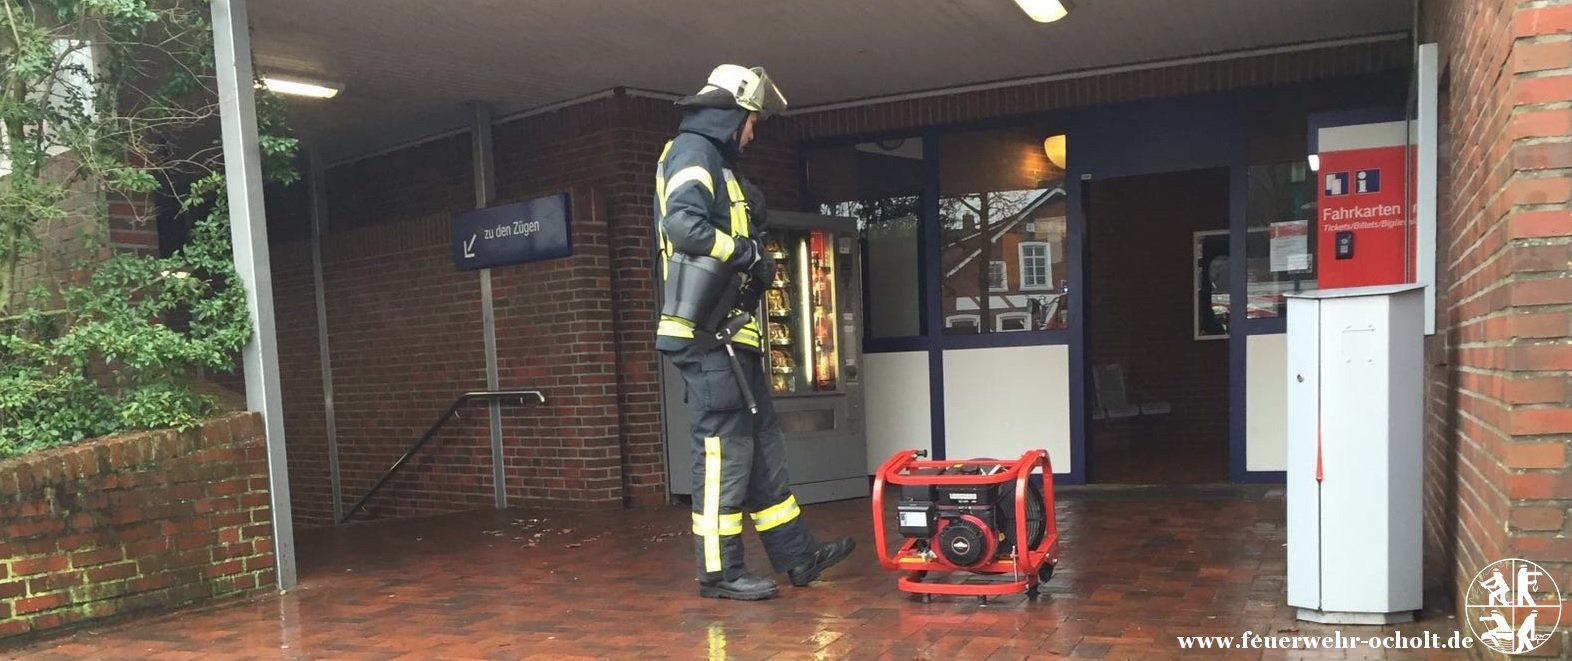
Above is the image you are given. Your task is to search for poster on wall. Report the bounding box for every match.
[1269,220,1311,273]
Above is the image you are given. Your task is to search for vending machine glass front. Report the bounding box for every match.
[762,228,841,395]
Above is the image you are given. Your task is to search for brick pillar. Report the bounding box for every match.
[605,95,669,507]
[1428,0,1572,654]
[1498,0,1572,617]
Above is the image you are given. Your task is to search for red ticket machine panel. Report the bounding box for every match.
[1315,123,1414,290]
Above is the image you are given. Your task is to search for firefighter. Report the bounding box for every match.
[654,64,855,601]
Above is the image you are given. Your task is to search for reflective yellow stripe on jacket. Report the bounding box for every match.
[721,169,750,240]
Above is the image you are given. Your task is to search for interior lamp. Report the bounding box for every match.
[1014,0,1073,23]
[260,76,343,99]
[1043,134,1067,170]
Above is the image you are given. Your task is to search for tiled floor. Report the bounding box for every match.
[5,486,1467,660]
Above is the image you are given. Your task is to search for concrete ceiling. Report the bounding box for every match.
[251,0,1415,164]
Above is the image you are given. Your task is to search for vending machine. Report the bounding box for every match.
[662,211,869,505]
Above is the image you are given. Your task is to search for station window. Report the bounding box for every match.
[807,138,925,339]
[1245,161,1318,320]
[938,127,1069,335]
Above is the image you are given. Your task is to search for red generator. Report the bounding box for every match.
[872,449,1060,602]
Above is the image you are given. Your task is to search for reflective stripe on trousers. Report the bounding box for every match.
[702,436,723,572]
[750,494,801,532]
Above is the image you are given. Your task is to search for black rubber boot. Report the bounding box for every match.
[698,573,779,601]
[787,537,856,587]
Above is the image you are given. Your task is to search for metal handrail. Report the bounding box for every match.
[340,389,546,523]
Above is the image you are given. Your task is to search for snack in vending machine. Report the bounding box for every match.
[766,289,790,314]
[770,348,795,373]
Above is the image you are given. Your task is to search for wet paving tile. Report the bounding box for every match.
[2,486,1466,660]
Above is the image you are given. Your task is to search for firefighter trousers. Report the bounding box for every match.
[663,341,818,582]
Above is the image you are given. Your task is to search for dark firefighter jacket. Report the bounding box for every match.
[654,106,764,351]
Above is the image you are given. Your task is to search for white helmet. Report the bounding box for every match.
[676,64,788,118]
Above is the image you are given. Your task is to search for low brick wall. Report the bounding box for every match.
[0,413,276,643]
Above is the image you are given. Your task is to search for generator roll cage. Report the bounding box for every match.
[871,449,1061,601]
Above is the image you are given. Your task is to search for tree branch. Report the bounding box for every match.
[1,0,23,53]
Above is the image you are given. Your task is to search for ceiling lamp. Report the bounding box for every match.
[1043,134,1067,170]
[1014,0,1072,23]
[260,76,343,99]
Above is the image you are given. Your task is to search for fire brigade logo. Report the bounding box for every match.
[1466,559,1562,654]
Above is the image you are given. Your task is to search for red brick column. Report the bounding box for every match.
[1426,0,1572,648]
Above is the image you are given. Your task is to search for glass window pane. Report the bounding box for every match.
[1195,231,1231,339]
[938,128,1069,335]
[808,138,924,339]
[1245,162,1318,320]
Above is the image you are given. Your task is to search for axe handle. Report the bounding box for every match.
[724,343,759,415]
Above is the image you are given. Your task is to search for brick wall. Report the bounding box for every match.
[0,413,275,644]
[273,98,666,522]
[310,204,494,521]
[1424,0,1572,649]
[490,103,625,507]
[273,240,334,527]
[584,99,670,507]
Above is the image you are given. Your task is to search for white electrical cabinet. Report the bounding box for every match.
[1285,284,1424,625]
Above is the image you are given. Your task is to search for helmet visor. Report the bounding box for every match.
[747,68,788,118]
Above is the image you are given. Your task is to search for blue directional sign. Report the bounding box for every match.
[452,193,572,271]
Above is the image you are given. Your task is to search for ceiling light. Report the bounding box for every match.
[1014,0,1072,23]
[1043,134,1067,169]
[260,76,342,99]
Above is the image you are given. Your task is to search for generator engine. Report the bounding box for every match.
[895,465,1047,570]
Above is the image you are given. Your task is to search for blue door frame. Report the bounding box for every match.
[806,72,1409,486]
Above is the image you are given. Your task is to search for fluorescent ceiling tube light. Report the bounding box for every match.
[1015,0,1072,23]
[260,76,342,99]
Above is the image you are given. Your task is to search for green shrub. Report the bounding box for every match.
[0,0,298,457]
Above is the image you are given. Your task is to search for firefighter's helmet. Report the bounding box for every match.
[676,64,788,118]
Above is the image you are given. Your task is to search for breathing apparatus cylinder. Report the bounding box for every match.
[663,253,741,333]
